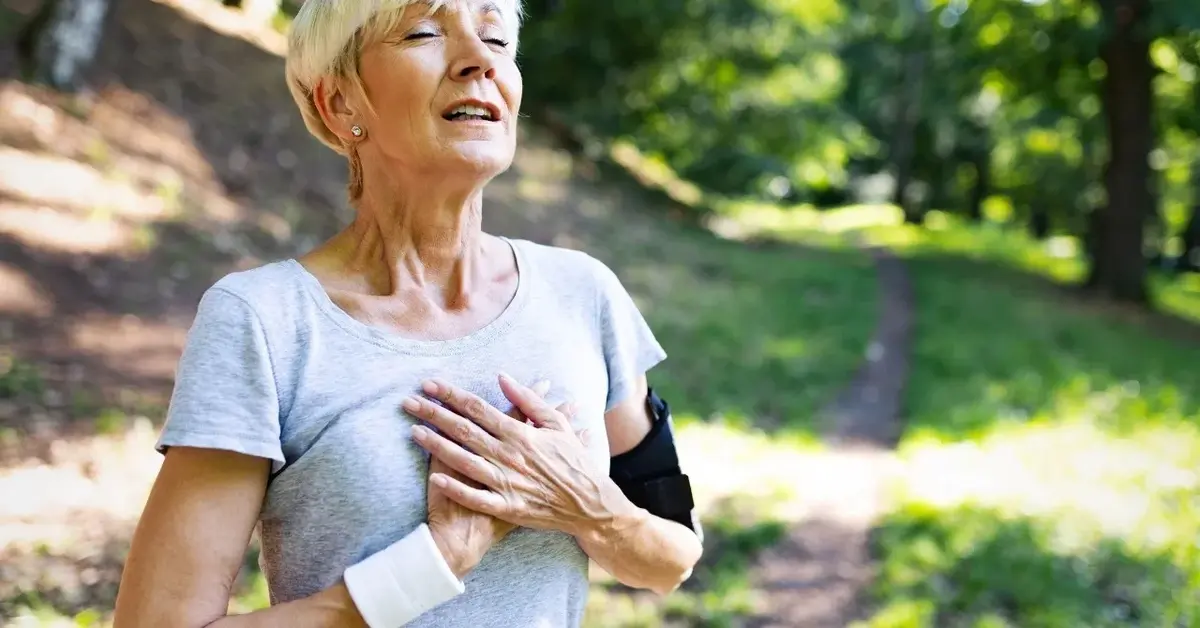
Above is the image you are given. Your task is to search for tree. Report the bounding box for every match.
[889,0,929,223]
[16,0,111,92]
[1084,0,1155,304]
[1182,162,1200,272]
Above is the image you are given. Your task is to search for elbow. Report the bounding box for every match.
[649,534,704,597]
[649,572,689,597]
[648,564,696,597]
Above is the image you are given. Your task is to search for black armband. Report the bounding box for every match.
[609,388,701,539]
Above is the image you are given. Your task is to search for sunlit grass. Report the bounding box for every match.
[852,216,1200,626]
[722,200,1200,324]
[5,604,108,628]
[860,502,1198,628]
[860,409,1200,627]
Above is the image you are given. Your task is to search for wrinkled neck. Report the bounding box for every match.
[333,159,492,307]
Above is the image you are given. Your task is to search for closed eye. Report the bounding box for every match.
[406,31,438,40]
[485,38,510,47]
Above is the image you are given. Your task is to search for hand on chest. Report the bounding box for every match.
[419,371,612,472]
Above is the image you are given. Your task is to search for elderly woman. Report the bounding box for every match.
[112,0,702,626]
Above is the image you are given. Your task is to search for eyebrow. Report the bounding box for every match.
[478,1,503,19]
[421,1,505,22]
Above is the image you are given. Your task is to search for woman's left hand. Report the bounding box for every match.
[404,374,620,537]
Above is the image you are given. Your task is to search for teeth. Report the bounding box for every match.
[449,105,493,120]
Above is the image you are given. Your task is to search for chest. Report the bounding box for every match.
[260,315,612,527]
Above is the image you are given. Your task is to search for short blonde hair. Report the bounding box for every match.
[285,0,523,156]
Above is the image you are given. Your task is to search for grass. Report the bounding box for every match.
[862,504,1198,628]
[709,196,1200,626]
[722,201,1200,324]
[0,352,45,401]
[854,271,1200,625]
[752,209,1200,626]
[602,228,878,440]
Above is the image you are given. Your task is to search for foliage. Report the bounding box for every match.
[521,0,868,199]
[518,0,1200,302]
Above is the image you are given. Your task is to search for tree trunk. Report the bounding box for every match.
[17,0,110,91]
[891,50,926,223]
[890,0,927,224]
[1030,205,1051,239]
[966,147,989,221]
[1181,159,1200,272]
[1181,208,1200,269]
[1085,0,1153,304]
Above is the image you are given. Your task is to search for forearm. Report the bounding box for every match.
[575,479,703,596]
[209,584,367,628]
[206,523,464,628]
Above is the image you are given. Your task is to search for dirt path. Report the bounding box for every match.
[749,247,914,627]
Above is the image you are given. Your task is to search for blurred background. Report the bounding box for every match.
[1,0,1198,626]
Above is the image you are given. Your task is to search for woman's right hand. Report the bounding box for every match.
[427,454,515,578]
[424,379,552,578]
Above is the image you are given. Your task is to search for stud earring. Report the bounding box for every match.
[351,125,364,138]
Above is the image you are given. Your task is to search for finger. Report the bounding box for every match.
[510,379,550,422]
[404,394,502,456]
[411,424,501,488]
[430,472,508,518]
[543,401,578,431]
[422,379,522,440]
[499,373,572,431]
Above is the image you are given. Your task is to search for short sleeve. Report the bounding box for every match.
[155,286,285,470]
[594,261,668,412]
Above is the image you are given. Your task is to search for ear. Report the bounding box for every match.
[312,78,360,144]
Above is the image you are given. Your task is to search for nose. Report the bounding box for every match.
[449,39,497,82]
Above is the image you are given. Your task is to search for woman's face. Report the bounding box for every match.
[352,0,522,182]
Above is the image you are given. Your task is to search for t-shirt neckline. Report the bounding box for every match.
[283,236,532,356]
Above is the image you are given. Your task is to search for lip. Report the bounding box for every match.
[441,98,502,122]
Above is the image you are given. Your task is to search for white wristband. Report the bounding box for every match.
[343,523,466,627]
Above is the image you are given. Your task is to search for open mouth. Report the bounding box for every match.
[442,101,500,122]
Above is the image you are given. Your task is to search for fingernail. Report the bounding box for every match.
[401,396,421,413]
[422,380,440,395]
[431,474,448,488]
[411,425,428,440]
[498,372,515,385]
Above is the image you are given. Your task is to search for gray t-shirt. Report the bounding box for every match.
[155,237,667,627]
